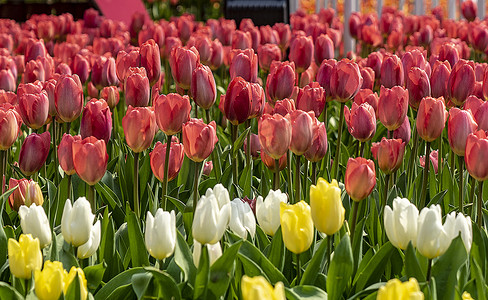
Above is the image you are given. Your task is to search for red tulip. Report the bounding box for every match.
[224,77,252,125]
[316,59,337,99]
[191,64,216,110]
[169,46,199,90]
[8,179,43,211]
[448,59,475,106]
[296,82,325,118]
[430,60,451,99]
[231,30,252,50]
[0,69,16,92]
[0,104,20,150]
[406,67,431,110]
[289,35,314,73]
[354,89,379,116]
[273,23,291,51]
[304,118,328,162]
[371,137,405,174]
[273,98,296,116]
[469,24,488,52]
[464,95,484,115]
[187,35,212,65]
[125,67,150,107]
[80,98,112,143]
[209,39,224,70]
[122,106,157,153]
[100,86,120,109]
[23,60,45,84]
[344,102,376,142]
[345,157,376,202]
[393,115,412,144]
[150,140,184,182]
[378,86,409,131]
[91,56,118,89]
[202,161,213,176]
[380,54,404,88]
[18,91,49,130]
[115,49,140,83]
[482,66,488,101]
[257,43,281,72]
[366,51,383,79]
[229,48,258,83]
[243,133,261,159]
[72,54,90,84]
[258,113,292,159]
[448,108,477,156]
[360,67,375,90]
[249,82,265,119]
[140,39,161,85]
[416,96,448,142]
[25,39,47,62]
[266,61,295,105]
[72,136,108,185]
[287,110,314,155]
[419,150,441,174]
[153,93,191,135]
[474,101,488,131]
[19,132,51,176]
[465,130,488,181]
[58,134,82,176]
[261,151,287,171]
[182,118,218,162]
[55,74,84,122]
[329,59,363,102]
[0,91,17,105]
[314,34,334,64]
[462,0,477,22]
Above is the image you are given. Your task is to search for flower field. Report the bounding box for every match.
[0,1,487,299]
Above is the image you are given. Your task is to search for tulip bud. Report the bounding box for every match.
[448,108,477,156]
[310,178,345,236]
[140,39,161,85]
[8,234,42,279]
[255,190,288,236]
[154,93,191,135]
[191,64,216,110]
[193,240,222,267]
[316,59,336,100]
[229,199,256,239]
[203,161,213,176]
[384,197,419,250]
[344,102,376,142]
[145,209,176,260]
[224,77,252,125]
[8,179,44,211]
[55,74,84,122]
[229,48,258,83]
[465,130,488,181]
[330,59,363,102]
[18,204,51,248]
[258,114,292,159]
[125,67,150,107]
[19,132,51,177]
[287,110,314,155]
[257,43,281,72]
[18,91,49,130]
[273,98,296,116]
[170,46,200,90]
[61,197,95,247]
[296,82,325,118]
[354,89,379,116]
[182,119,218,162]
[377,278,424,300]
[209,40,224,70]
[462,0,477,21]
[417,205,455,259]
[150,140,184,182]
[430,60,451,99]
[304,119,328,162]
[444,211,473,253]
[80,98,112,143]
[72,54,90,84]
[58,134,81,176]
[192,190,231,245]
[448,59,475,106]
[249,82,265,119]
[345,157,376,202]
[122,106,157,153]
[314,34,334,64]
[261,150,287,171]
[280,201,313,254]
[91,56,118,89]
[360,67,375,90]
[393,115,412,144]
[419,150,441,174]
[380,54,404,88]
[34,261,67,300]
[416,96,448,142]
[100,86,120,109]
[406,67,431,110]
[0,104,20,150]
[241,275,285,300]
[378,86,409,131]
[76,219,101,259]
[72,136,108,186]
[266,61,295,105]
[289,35,314,73]
[371,138,406,175]
[244,133,261,159]
[23,60,45,84]
[0,69,16,92]
[64,267,88,300]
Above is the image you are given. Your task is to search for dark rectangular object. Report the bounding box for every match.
[224,0,289,26]
[0,1,99,22]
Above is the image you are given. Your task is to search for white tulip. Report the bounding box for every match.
[417,205,453,259]
[229,199,256,239]
[192,192,231,245]
[145,209,176,260]
[444,212,472,253]
[256,189,288,236]
[384,197,419,250]
[205,183,230,208]
[61,197,95,247]
[77,220,101,259]
[18,204,52,248]
[193,240,222,267]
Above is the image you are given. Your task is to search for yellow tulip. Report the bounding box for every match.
[241,275,285,300]
[8,234,42,279]
[310,178,345,236]
[64,267,88,300]
[280,200,314,254]
[462,291,474,300]
[377,278,424,300]
[35,261,68,300]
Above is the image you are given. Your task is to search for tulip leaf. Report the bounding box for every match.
[65,269,83,300]
[0,225,7,270]
[238,164,252,197]
[207,240,242,298]
[471,223,486,277]
[471,259,487,300]
[193,244,209,300]
[327,234,353,300]
[132,272,153,299]
[232,127,250,158]
[94,268,146,300]
[95,181,122,210]
[267,227,285,272]
[353,241,394,293]
[0,186,17,227]
[84,261,107,292]
[300,237,327,286]
[285,285,328,299]
[126,210,149,267]
[405,242,425,282]
[431,236,468,300]
[0,282,24,300]
[174,230,196,283]
[146,268,182,300]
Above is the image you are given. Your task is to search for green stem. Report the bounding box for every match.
[383,174,390,214]
[469,176,476,217]
[311,162,317,185]
[419,142,432,208]
[158,259,164,271]
[0,150,5,193]
[134,152,140,218]
[67,175,72,201]
[458,156,464,214]
[303,160,309,202]
[287,150,293,197]
[327,234,332,271]
[245,119,252,197]
[426,258,432,282]
[359,141,365,157]
[296,253,301,284]
[274,159,280,191]
[161,135,172,210]
[52,121,59,185]
[332,102,345,180]
[350,201,360,241]
[205,109,221,182]
[478,180,484,228]
[193,161,202,215]
[87,184,96,213]
[407,129,419,190]
[295,154,301,203]
[231,124,238,186]
[65,122,71,135]
[438,135,443,192]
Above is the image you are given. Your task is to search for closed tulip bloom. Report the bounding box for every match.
[125,67,150,107]
[241,275,285,300]
[345,157,376,202]
[316,59,336,99]
[430,60,451,99]
[115,49,140,83]
[58,134,81,176]
[19,132,50,177]
[444,211,473,252]
[72,136,108,186]
[377,278,424,300]
[330,59,363,102]
[280,200,313,254]
[360,67,375,90]
[384,197,419,250]
[34,261,67,300]
[122,106,157,153]
[150,140,184,182]
[18,91,49,129]
[145,209,176,260]
[229,48,258,83]
[224,77,252,125]
[80,98,112,143]
[266,61,295,104]
[289,35,313,73]
[72,54,90,83]
[91,56,118,89]
[0,105,20,150]
[371,138,405,174]
[64,267,88,300]
[406,67,431,110]
[417,205,455,259]
[258,43,281,72]
[170,46,199,90]
[273,98,296,116]
[366,51,383,79]
[258,113,292,159]
[193,240,222,267]
[0,69,16,91]
[182,119,218,162]
[310,178,345,236]
[8,234,42,279]
[448,60,475,106]
[304,119,328,162]
[438,43,459,69]
[209,39,224,70]
[191,64,216,110]
[77,220,101,259]
[55,74,84,122]
[23,60,45,83]
[18,204,51,248]
[192,191,231,245]
[354,89,379,116]
[465,130,488,181]
[296,82,325,118]
[448,108,477,156]
[61,197,95,247]
[154,93,191,135]
[249,82,265,119]
[462,0,477,21]
[99,86,119,109]
[314,34,334,64]
[378,86,409,131]
[8,179,44,211]
[393,115,412,144]
[140,39,161,85]
[380,54,404,88]
[474,101,488,131]
[344,102,376,142]
[256,189,288,236]
[261,151,287,171]
[416,96,448,142]
[287,110,314,155]
[229,199,256,239]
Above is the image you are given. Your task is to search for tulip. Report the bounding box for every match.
[378,86,409,131]
[360,67,375,91]
[344,102,376,142]
[191,64,216,110]
[64,267,88,300]
[393,115,412,144]
[18,204,51,248]
[8,179,44,211]
[310,178,345,236]
[205,184,231,208]
[77,219,101,259]
[145,209,176,260]
[170,46,199,90]
[58,134,81,176]
[229,199,256,239]
[255,189,288,236]
[80,98,112,143]
[417,205,455,259]
[366,52,383,79]
[224,77,252,125]
[8,234,42,279]
[261,151,287,171]
[266,61,295,105]
[258,43,281,72]
[19,132,51,177]
[193,240,222,267]
[154,93,191,135]
[140,39,161,85]
[72,136,108,186]
[416,96,447,142]
[202,161,213,176]
[229,48,258,83]
[72,54,90,84]
[209,39,224,70]
[182,119,218,162]
[34,261,67,300]
[241,275,285,300]
[296,82,325,118]
[61,197,95,247]
[23,60,45,83]
[304,119,328,162]
[55,74,84,123]
[316,59,336,100]
[0,69,16,91]
[380,54,404,88]
[287,110,313,155]
[125,67,150,107]
[243,134,261,160]
[289,35,313,73]
[18,91,49,130]
[465,130,488,181]
[462,0,477,21]
[0,105,20,150]
[273,98,296,116]
[192,190,231,245]
[150,140,184,182]
[122,106,157,153]
[249,82,265,119]
[314,34,334,64]
[258,114,292,160]
[448,108,477,156]
[448,60,475,106]
[371,138,405,175]
[345,157,376,202]
[474,101,488,131]
[377,278,424,300]
[444,211,473,253]
[100,86,119,109]
[463,292,474,300]
[431,60,451,99]
[406,67,431,110]
[438,43,459,69]
[91,56,118,89]
[329,59,363,102]
[384,197,419,250]
[280,200,313,254]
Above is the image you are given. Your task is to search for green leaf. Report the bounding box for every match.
[0,282,24,300]
[126,210,149,267]
[0,225,7,270]
[327,234,353,300]
[353,242,394,292]
[65,269,83,300]
[285,285,328,299]
[208,241,242,298]
[471,259,487,300]
[95,181,122,210]
[238,164,252,197]
[174,230,196,282]
[193,244,209,300]
[405,242,425,282]
[232,127,251,157]
[132,272,153,299]
[146,268,182,300]
[84,261,107,292]
[95,268,146,300]
[301,238,327,285]
[267,227,285,272]
[470,222,486,276]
